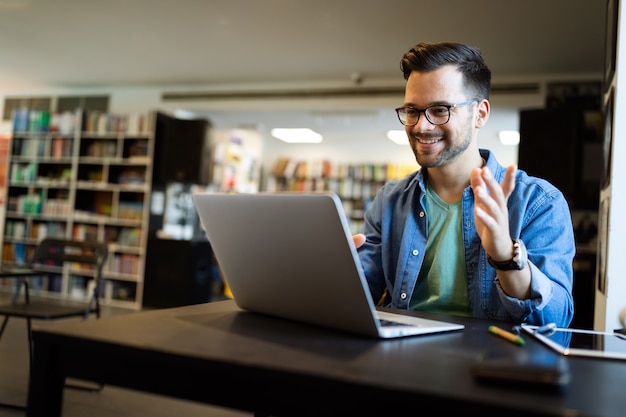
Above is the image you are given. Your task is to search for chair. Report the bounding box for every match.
[0,238,108,410]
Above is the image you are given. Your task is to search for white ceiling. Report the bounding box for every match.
[0,0,608,134]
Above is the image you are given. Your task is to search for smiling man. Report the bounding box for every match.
[353,42,575,327]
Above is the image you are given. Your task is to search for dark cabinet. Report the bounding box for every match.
[518,108,603,210]
[152,111,211,185]
[142,238,216,309]
[142,111,217,309]
[519,107,602,329]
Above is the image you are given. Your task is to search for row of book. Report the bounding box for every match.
[11,137,46,158]
[3,222,67,244]
[7,194,72,217]
[12,108,77,135]
[1,242,33,265]
[72,225,143,248]
[11,164,73,186]
[265,176,385,201]
[10,162,38,183]
[109,253,141,275]
[118,202,144,221]
[82,140,117,158]
[11,136,74,159]
[80,111,151,135]
[73,224,98,241]
[12,108,152,135]
[271,157,416,182]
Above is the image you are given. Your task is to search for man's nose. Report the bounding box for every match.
[412,112,435,130]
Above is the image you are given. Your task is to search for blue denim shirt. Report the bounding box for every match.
[358,149,575,327]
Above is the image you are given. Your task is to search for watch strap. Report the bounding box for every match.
[487,239,527,271]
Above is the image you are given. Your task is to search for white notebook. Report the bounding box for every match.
[192,191,464,339]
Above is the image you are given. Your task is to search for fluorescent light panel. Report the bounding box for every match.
[271,128,323,143]
[499,130,520,145]
[386,130,408,145]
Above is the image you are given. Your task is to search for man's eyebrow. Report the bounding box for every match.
[402,101,449,108]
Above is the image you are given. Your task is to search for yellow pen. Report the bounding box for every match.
[488,325,525,346]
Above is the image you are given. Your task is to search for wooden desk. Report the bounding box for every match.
[27,300,626,417]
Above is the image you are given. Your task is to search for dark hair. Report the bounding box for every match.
[400,42,491,100]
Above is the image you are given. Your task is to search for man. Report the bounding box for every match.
[354,42,575,326]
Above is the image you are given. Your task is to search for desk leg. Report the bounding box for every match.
[26,338,64,417]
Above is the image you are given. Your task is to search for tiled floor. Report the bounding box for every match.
[0,292,250,417]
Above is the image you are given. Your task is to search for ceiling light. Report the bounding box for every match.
[271,128,323,143]
[386,130,408,145]
[498,130,520,145]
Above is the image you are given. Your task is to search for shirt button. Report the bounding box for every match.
[419,211,425,217]
[400,292,407,300]
[412,249,419,256]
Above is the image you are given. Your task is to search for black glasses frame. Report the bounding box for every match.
[395,98,479,126]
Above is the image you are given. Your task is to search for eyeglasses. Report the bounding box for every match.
[395,99,479,126]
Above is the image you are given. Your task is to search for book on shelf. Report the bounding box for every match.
[31,223,47,241]
[283,159,299,178]
[51,137,64,158]
[294,162,309,179]
[73,224,98,241]
[112,253,140,275]
[12,107,30,132]
[126,113,144,134]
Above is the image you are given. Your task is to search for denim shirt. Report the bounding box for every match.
[358,149,575,327]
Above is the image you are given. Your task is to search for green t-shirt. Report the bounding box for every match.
[410,184,471,316]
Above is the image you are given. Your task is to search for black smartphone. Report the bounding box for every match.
[472,350,570,391]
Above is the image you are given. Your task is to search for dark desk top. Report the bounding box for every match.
[31,300,626,417]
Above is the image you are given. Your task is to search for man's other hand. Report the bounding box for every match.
[352,233,366,248]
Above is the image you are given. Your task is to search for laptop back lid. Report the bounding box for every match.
[192,191,463,338]
[192,191,384,337]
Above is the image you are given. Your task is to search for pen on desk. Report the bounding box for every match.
[488,325,525,346]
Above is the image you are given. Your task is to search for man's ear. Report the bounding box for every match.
[475,99,490,128]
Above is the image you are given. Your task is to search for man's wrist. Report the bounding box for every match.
[487,239,528,271]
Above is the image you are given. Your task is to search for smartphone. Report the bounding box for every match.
[472,350,570,390]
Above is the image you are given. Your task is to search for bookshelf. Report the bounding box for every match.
[0,108,154,309]
[265,158,416,233]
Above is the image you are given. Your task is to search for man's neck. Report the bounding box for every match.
[426,154,484,203]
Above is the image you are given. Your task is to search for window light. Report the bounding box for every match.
[271,128,323,143]
[386,130,408,145]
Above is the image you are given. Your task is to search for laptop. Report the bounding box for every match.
[192,191,464,339]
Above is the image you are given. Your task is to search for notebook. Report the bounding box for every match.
[192,191,464,339]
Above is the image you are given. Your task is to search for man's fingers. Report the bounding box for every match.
[501,165,517,198]
[353,233,366,248]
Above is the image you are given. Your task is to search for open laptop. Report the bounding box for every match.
[192,191,464,339]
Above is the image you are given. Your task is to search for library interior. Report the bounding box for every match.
[1,1,625,417]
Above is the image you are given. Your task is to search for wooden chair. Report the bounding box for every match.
[0,238,108,410]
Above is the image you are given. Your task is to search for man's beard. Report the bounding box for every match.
[410,118,473,168]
